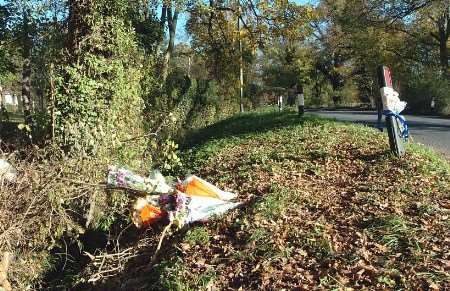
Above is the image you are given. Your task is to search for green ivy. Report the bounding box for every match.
[54,1,146,160]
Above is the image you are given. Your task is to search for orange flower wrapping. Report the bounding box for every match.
[184,176,221,199]
[132,198,165,228]
[140,204,163,226]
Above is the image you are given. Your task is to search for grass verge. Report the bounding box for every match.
[16,108,449,290]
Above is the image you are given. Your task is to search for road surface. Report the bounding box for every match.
[310,110,450,158]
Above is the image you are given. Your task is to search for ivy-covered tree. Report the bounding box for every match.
[56,0,148,156]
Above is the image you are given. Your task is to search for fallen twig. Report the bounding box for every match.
[85,191,96,228]
[151,221,173,265]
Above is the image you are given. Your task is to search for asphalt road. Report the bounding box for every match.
[310,110,450,159]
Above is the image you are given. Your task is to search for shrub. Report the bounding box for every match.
[402,72,450,115]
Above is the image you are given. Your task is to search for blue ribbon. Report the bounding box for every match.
[383,110,409,139]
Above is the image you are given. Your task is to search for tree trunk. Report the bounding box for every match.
[238,5,244,113]
[437,11,449,78]
[21,10,33,131]
[143,0,149,20]
[161,2,178,83]
[67,0,91,59]
[22,57,32,124]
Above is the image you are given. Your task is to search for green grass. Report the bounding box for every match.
[184,227,210,246]
[406,142,450,174]
[254,185,294,220]
[366,215,417,252]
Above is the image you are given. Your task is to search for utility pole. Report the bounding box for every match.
[238,4,244,113]
[188,55,191,79]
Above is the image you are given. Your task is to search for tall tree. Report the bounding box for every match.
[1,1,39,132]
[187,0,315,100]
[363,0,449,78]
[55,0,149,152]
[421,1,449,78]
[21,8,33,128]
[67,0,91,60]
[160,0,179,82]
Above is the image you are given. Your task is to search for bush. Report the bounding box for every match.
[0,146,133,289]
[402,72,450,115]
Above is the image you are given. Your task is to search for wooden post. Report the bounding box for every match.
[297,85,304,116]
[278,95,283,112]
[377,65,406,157]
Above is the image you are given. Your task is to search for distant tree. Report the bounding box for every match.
[367,0,448,78]
[187,0,315,107]
[160,0,180,83]
[262,41,314,90]
[1,1,40,133]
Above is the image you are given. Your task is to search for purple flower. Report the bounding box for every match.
[175,194,187,212]
[117,171,126,187]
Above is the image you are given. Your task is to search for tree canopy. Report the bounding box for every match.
[0,0,447,144]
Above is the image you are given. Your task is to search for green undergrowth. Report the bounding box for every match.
[79,108,449,290]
